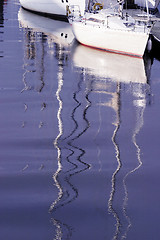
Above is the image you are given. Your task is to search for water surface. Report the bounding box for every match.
[1,1,160,239]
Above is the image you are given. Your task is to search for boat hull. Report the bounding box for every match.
[72,22,149,57]
[19,0,86,21]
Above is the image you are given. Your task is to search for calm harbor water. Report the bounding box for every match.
[1,1,160,239]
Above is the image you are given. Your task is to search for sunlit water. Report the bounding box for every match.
[1,1,160,239]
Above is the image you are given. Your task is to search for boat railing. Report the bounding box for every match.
[80,16,151,34]
[134,20,152,33]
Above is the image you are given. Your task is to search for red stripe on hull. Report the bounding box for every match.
[80,43,143,58]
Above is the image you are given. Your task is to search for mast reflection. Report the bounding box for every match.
[49,49,92,239]
[121,84,146,239]
[108,83,122,240]
[50,53,91,209]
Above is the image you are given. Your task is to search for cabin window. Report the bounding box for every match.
[88,18,103,23]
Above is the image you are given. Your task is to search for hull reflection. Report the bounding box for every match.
[72,43,151,83]
[18,7,74,46]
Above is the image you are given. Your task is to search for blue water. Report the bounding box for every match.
[1,1,160,239]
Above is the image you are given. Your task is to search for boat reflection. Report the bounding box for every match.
[72,44,152,239]
[18,6,74,127]
[18,7,74,47]
[72,43,152,83]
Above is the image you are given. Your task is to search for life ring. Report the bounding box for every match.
[93,2,103,11]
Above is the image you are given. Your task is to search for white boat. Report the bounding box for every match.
[19,0,160,21]
[19,0,86,21]
[71,1,152,58]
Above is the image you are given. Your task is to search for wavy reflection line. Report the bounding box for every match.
[52,218,62,240]
[121,94,145,240]
[51,71,91,212]
[51,218,72,240]
[108,84,121,240]
[50,68,91,240]
[21,30,45,93]
[21,29,35,93]
[50,48,69,239]
[21,67,32,93]
[50,65,63,212]
[50,71,81,212]
[67,73,91,172]
[60,74,91,206]
[95,92,103,172]
[93,82,111,172]
[62,74,83,141]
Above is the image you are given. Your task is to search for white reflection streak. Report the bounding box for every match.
[21,64,32,93]
[121,94,145,239]
[93,91,102,172]
[50,65,63,213]
[108,84,121,240]
[108,120,121,240]
[52,219,63,240]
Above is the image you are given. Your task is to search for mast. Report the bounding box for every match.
[87,0,92,11]
[145,0,150,22]
[118,0,124,18]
